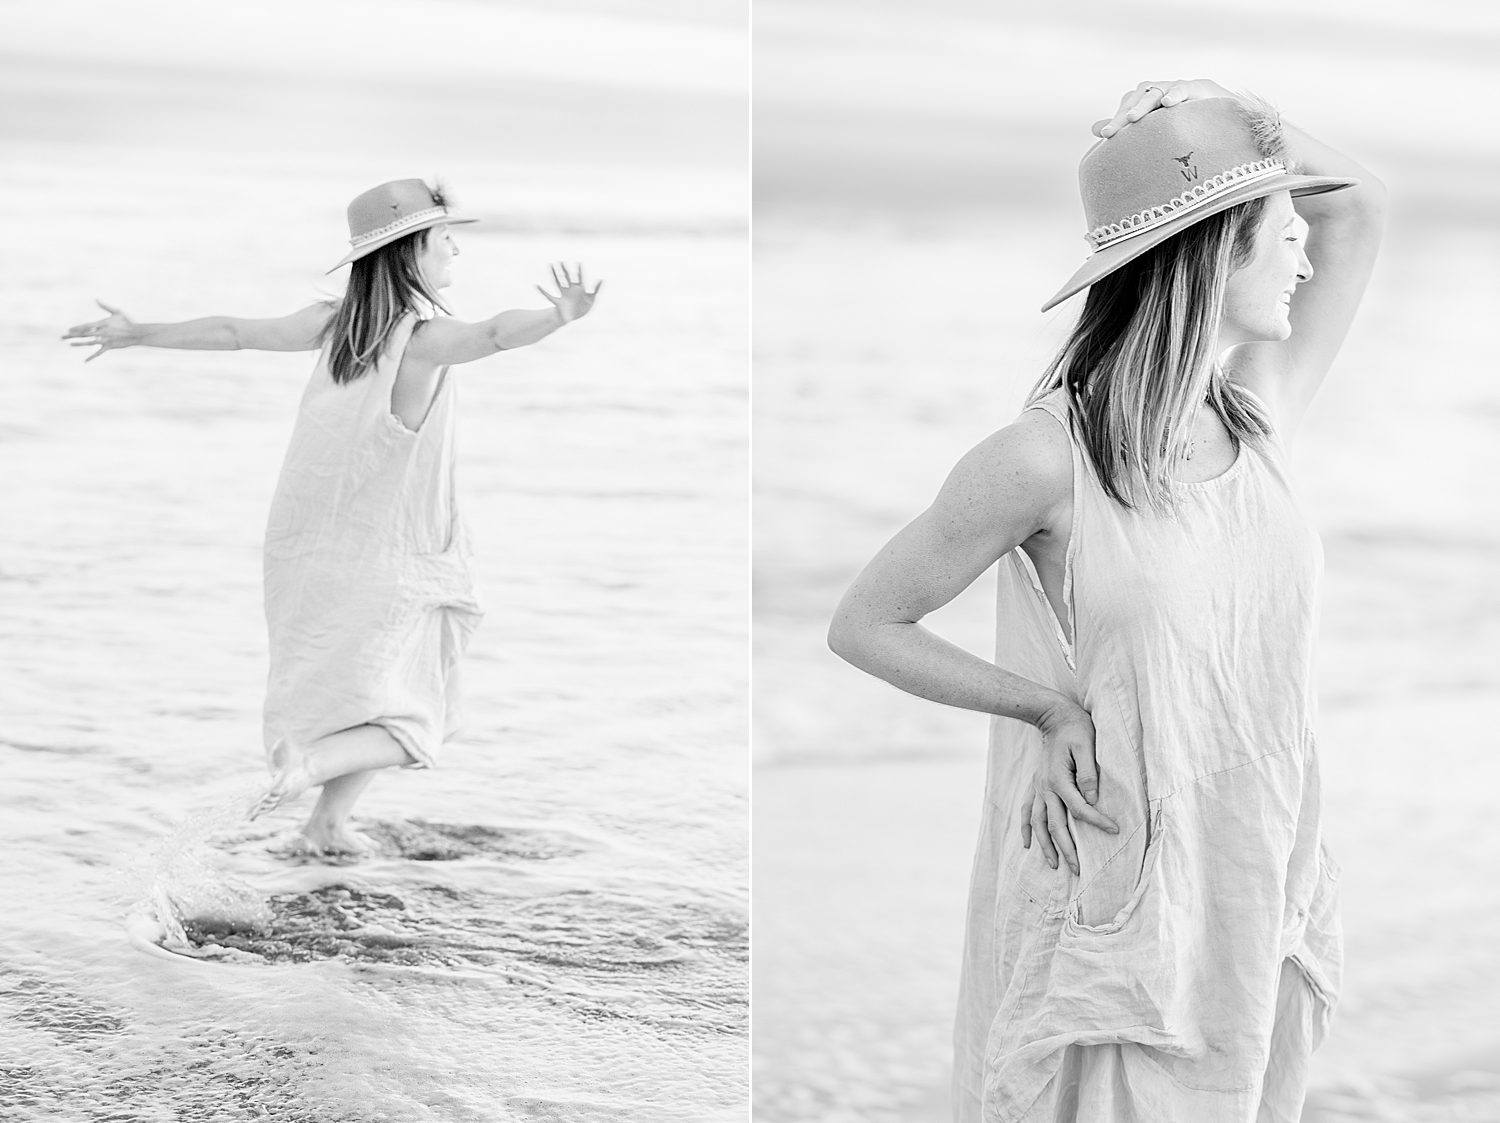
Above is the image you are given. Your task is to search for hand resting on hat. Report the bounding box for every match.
[1092,78,1237,140]
[839,82,1384,869]
[1087,78,1387,437]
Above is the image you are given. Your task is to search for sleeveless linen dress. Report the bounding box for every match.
[261,312,484,767]
[952,389,1341,1122]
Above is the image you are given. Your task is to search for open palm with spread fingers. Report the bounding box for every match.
[62,301,138,362]
[538,263,602,323]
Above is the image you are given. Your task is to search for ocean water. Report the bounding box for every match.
[752,207,1500,1122]
[0,133,748,1120]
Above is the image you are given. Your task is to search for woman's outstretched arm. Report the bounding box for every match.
[828,410,1117,873]
[405,262,602,367]
[1096,79,1387,435]
[62,301,335,360]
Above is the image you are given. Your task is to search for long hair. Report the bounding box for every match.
[321,227,449,385]
[1031,93,1286,513]
[1029,197,1272,513]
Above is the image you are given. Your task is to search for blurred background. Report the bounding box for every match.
[753,2,1500,1121]
[1,1,746,1119]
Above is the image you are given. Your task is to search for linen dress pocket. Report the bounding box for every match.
[1062,805,1165,938]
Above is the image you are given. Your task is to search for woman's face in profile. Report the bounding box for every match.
[1221,191,1312,346]
[418,226,459,290]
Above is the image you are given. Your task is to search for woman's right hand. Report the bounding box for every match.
[1022,700,1118,874]
[62,301,137,361]
[1092,78,1238,139]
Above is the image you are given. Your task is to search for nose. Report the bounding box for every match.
[1296,246,1312,284]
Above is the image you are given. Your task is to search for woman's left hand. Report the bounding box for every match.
[538,263,602,323]
[1093,79,1237,139]
[1022,700,1118,875]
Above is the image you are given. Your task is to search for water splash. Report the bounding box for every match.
[125,796,272,953]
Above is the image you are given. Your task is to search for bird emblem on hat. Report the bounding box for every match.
[1174,152,1199,181]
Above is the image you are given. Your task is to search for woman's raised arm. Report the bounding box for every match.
[828,410,1117,871]
[62,301,335,361]
[404,263,602,367]
[1227,122,1386,430]
[1095,79,1387,434]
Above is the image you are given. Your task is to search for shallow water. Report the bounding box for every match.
[0,132,747,1119]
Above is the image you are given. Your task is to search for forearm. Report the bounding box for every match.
[488,308,565,350]
[1283,122,1387,226]
[128,317,244,351]
[828,617,1073,727]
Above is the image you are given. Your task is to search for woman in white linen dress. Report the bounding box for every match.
[828,82,1384,1121]
[64,179,599,853]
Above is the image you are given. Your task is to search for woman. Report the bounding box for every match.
[63,178,600,854]
[828,82,1384,1121]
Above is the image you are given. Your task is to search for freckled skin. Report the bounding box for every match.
[1221,191,1314,349]
[829,81,1385,872]
[1175,191,1316,482]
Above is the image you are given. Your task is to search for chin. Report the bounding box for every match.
[1250,315,1292,343]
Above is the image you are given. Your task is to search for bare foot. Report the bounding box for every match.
[248,740,316,820]
[295,825,380,857]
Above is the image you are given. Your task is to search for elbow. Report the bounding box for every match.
[826,616,856,663]
[1307,178,1387,245]
[1345,167,1388,228]
[827,610,877,668]
[1357,174,1388,224]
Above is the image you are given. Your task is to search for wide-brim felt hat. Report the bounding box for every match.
[328,178,477,272]
[1041,97,1358,312]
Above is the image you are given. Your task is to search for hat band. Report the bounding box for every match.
[349,206,450,248]
[1085,158,1285,253]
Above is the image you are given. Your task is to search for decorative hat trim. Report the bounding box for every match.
[1085,158,1285,253]
[350,206,450,248]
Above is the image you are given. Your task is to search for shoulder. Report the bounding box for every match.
[929,405,1073,535]
[409,314,450,337]
[289,300,337,345]
[947,406,1072,498]
[291,300,338,329]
